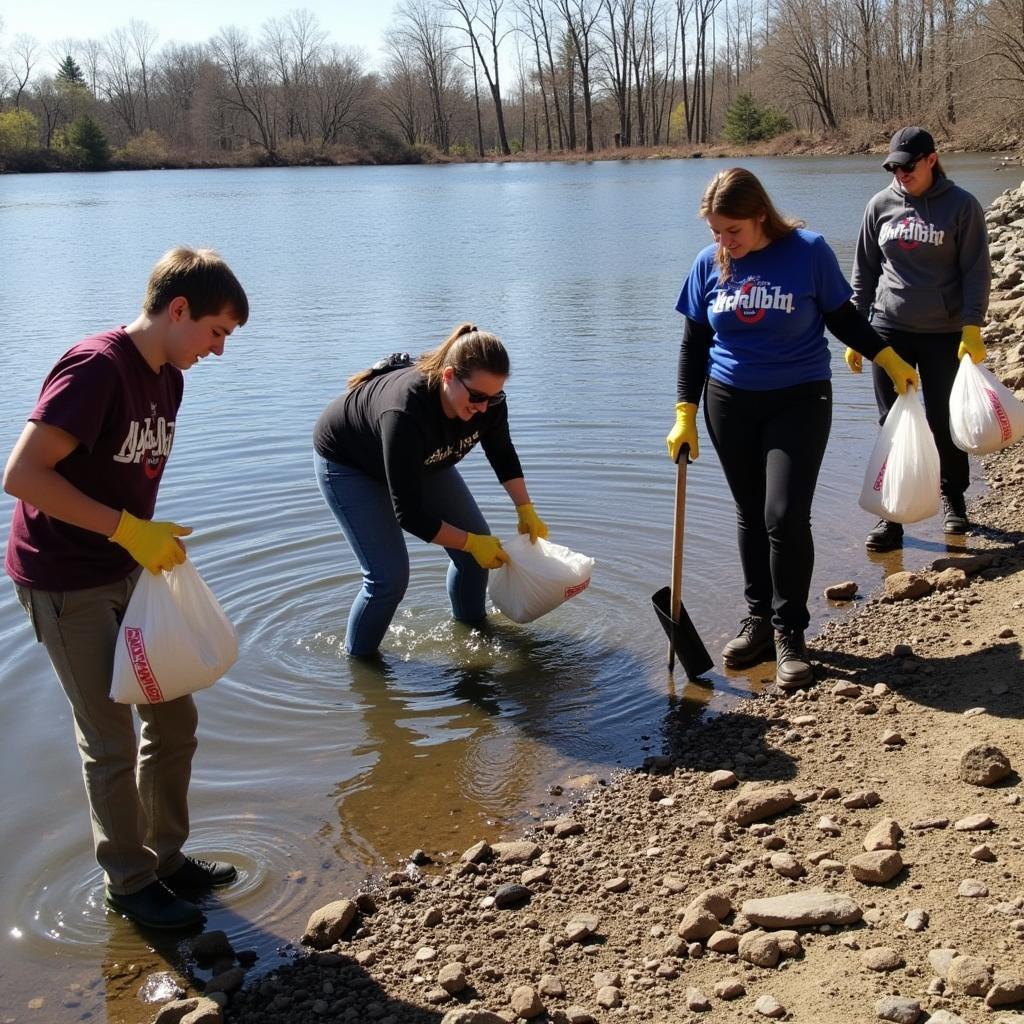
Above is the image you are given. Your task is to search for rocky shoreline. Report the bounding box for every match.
[153,187,1024,1024]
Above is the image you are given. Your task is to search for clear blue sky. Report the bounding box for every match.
[3,1,397,67]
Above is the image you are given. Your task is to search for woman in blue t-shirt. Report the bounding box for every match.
[666,168,918,687]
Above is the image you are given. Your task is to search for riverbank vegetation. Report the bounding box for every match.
[2,0,1024,173]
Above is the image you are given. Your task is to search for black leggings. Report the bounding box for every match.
[871,326,968,499]
[704,378,832,633]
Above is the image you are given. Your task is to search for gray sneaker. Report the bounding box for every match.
[722,615,774,668]
[775,629,813,689]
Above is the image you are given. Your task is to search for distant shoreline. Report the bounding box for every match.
[3,130,1022,175]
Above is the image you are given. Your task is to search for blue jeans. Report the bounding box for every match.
[314,452,490,655]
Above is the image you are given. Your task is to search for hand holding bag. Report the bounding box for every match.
[488,535,594,624]
[949,354,1024,455]
[859,389,941,524]
[111,560,238,704]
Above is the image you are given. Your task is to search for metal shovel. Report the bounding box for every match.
[651,448,713,680]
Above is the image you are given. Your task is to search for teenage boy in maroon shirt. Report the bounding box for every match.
[3,247,249,929]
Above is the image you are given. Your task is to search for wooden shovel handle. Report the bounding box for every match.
[668,449,688,671]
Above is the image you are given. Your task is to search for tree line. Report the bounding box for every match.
[1,0,1022,171]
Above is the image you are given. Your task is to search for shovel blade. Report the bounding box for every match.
[652,586,713,680]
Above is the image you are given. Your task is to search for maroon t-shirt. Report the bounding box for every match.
[5,328,184,591]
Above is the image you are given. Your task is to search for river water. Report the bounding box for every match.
[0,154,1011,1020]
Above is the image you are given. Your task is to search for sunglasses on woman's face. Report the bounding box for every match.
[456,375,506,408]
[884,157,921,175]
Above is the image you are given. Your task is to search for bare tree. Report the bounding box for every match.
[769,0,839,130]
[156,42,207,146]
[101,27,140,135]
[979,0,1024,95]
[598,0,635,145]
[310,46,369,145]
[8,33,41,108]
[262,9,327,142]
[443,0,514,154]
[128,20,158,129]
[209,25,281,156]
[392,0,460,151]
[519,0,567,147]
[555,0,601,149]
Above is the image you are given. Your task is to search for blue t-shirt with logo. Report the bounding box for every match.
[675,229,853,391]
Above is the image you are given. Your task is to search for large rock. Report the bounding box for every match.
[928,948,957,978]
[190,931,235,966]
[491,841,541,864]
[565,912,600,942]
[510,986,544,1019]
[438,963,468,994]
[848,850,903,884]
[862,946,904,972]
[725,786,796,826]
[203,969,245,997]
[986,975,1024,1007]
[959,744,1013,786]
[931,553,996,574]
[686,888,734,920]
[875,997,921,1023]
[154,999,223,1024]
[754,994,786,1018]
[741,890,862,928]
[946,955,993,996]
[460,840,492,864]
[301,899,357,949]
[884,572,934,601]
[738,929,800,968]
[863,818,904,852]
[678,907,719,941]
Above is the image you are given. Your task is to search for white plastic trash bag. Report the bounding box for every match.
[949,354,1024,455]
[488,535,595,624]
[859,389,941,524]
[111,560,238,704]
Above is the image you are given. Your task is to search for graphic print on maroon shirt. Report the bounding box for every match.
[5,329,184,591]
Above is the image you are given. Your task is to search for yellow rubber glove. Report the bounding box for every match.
[873,346,919,396]
[666,402,699,462]
[844,347,863,374]
[463,532,509,570]
[958,325,986,364]
[515,502,549,544]
[109,509,191,574]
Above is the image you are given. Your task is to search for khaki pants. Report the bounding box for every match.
[16,571,198,895]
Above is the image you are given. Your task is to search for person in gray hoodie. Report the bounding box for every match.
[847,126,991,551]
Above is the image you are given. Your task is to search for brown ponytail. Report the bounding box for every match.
[417,323,509,386]
[346,323,510,392]
[698,168,803,283]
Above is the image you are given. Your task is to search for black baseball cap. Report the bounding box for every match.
[884,126,935,169]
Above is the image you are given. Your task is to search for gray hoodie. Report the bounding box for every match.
[851,174,991,333]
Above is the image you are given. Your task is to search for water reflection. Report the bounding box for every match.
[334,623,655,860]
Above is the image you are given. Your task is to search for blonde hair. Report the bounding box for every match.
[143,246,249,324]
[347,323,509,391]
[699,168,803,282]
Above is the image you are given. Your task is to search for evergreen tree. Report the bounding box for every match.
[66,115,110,169]
[723,93,791,145]
[56,55,86,86]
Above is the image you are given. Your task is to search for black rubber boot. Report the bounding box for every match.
[106,881,203,929]
[942,493,968,534]
[865,519,904,552]
[161,856,238,894]
[775,629,813,689]
[722,615,775,668]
